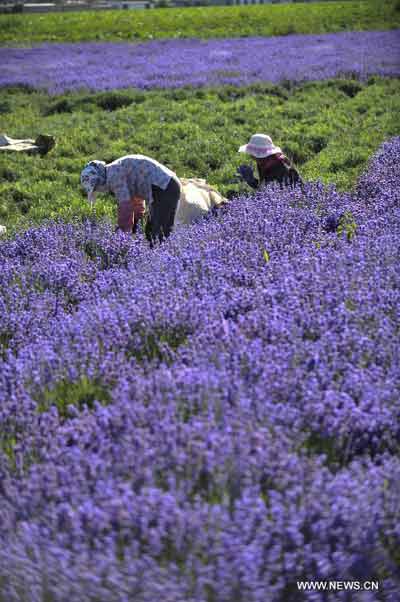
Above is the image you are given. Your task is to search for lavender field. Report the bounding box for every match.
[1,29,400,93]
[1,2,400,599]
[0,137,399,601]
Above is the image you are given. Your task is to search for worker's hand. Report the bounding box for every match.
[236,164,257,187]
[236,164,253,180]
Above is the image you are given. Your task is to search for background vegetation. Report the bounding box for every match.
[0,0,399,45]
[1,76,399,231]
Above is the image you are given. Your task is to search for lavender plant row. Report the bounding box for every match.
[1,29,400,93]
[0,138,400,601]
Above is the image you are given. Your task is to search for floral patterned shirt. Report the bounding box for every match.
[105,155,178,208]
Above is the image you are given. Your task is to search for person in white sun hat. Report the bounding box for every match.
[237,133,301,190]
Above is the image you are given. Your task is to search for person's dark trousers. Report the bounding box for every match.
[145,177,181,245]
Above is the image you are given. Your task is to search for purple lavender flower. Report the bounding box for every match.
[0,138,399,600]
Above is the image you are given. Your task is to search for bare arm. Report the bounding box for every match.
[113,182,134,233]
[117,200,134,233]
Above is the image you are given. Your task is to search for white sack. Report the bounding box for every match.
[174,178,227,226]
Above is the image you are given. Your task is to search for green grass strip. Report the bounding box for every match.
[0,77,399,230]
[0,1,399,46]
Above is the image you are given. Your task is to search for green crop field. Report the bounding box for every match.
[0,1,399,45]
[1,77,399,232]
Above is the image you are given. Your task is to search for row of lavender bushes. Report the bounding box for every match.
[0,138,399,601]
[1,30,400,93]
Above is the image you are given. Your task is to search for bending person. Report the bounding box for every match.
[237,134,301,190]
[80,155,181,244]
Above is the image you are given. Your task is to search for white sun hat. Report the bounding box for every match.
[238,133,282,158]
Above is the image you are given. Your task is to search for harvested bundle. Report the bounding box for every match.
[174,178,227,226]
